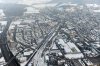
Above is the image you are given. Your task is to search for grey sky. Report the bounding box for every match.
[0,0,100,4]
[48,0,100,4]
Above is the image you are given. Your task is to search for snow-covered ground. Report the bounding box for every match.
[0,57,5,66]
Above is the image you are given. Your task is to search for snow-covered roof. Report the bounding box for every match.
[65,53,84,59]
[58,39,81,53]
[23,20,32,23]
[67,42,80,52]
[0,21,7,25]
[9,25,15,30]
[0,31,2,33]
[0,57,5,62]
[65,64,68,66]
[92,42,100,48]
[57,39,84,59]
[58,39,72,53]
[86,4,100,8]
[93,10,100,13]
[19,57,27,62]
[65,8,75,12]
[24,51,33,56]
[0,9,5,16]
[52,44,58,49]
[21,61,27,66]
[12,20,21,25]
[83,59,93,65]
[45,55,49,60]
[17,25,25,28]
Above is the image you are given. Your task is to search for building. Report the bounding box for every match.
[0,9,6,20]
[57,39,84,59]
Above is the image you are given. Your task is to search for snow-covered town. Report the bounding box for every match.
[0,0,100,66]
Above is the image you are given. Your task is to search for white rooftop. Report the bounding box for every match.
[86,4,100,8]
[52,44,58,49]
[0,9,5,16]
[9,25,15,30]
[12,20,21,25]
[58,39,81,53]
[65,53,84,59]
[93,10,100,13]
[0,21,7,25]
[0,57,5,62]
[24,51,33,56]
[58,39,84,59]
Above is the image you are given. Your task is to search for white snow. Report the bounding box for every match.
[9,25,15,30]
[0,57,5,62]
[0,9,5,17]
[0,21,7,25]
[93,10,100,13]
[52,44,58,49]
[58,39,72,53]
[86,4,99,7]
[58,39,81,53]
[45,55,49,61]
[83,59,93,66]
[0,31,2,33]
[67,42,81,52]
[65,64,68,66]
[0,57,5,66]
[65,53,84,59]
[24,51,33,56]
[11,20,21,25]
[58,39,84,59]
[21,61,27,66]
[19,57,27,63]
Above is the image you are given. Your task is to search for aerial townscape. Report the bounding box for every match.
[0,0,100,66]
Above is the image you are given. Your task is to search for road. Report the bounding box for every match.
[25,23,62,66]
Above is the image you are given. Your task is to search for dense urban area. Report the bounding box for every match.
[0,0,100,66]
